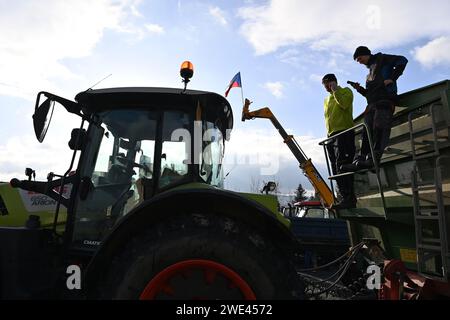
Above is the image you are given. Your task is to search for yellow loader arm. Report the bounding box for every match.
[242,99,334,208]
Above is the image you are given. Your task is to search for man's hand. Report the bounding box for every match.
[384,79,394,86]
[347,81,362,90]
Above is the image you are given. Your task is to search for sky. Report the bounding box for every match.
[0,0,449,197]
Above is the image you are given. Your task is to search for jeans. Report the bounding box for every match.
[326,130,356,202]
[360,100,394,162]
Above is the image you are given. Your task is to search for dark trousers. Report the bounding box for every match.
[360,100,394,162]
[326,130,356,202]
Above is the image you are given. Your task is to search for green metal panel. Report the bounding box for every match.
[348,80,450,220]
[342,80,450,268]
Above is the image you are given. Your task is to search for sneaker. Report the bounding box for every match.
[341,157,377,173]
[340,160,362,172]
[359,158,373,168]
[358,158,377,172]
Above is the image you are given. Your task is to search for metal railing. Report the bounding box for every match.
[318,122,387,213]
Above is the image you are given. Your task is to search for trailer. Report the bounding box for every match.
[320,80,450,299]
[242,80,450,299]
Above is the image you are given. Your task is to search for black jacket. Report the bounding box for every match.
[356,53,408,104]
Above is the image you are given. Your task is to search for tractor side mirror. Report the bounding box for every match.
[33,93,55,143]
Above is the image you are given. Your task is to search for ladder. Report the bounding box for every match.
[409,103,449,281]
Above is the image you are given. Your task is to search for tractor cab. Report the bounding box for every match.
[24,74,233,250]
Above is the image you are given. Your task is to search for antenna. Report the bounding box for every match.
[85,74,112,91]
[224,164,237,180]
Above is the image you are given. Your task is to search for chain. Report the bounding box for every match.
[297,242,377,300]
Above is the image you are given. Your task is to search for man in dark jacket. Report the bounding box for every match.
[344,46,408,171]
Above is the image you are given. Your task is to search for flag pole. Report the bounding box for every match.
[239,72,244,106]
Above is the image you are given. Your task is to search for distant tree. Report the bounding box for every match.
[293,183,308,203]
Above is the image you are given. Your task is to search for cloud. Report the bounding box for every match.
[225,127,326,166]
[0,0,144,100]
[145,23,165,34]
[277,49,302,67]
[309,74,324,84]
[130,0,143,17]
[0,134,73,182]
[0,107,88,182]
[238,0,450,59]
[413,37,450,68]
[209,6,227,26]
[264,81,284,98]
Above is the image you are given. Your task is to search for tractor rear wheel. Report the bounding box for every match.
[96,212,303,299]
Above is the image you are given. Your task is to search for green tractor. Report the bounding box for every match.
[0,64,309,299]
[9,65,448,300]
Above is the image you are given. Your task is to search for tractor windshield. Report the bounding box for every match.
[72,109,191,247]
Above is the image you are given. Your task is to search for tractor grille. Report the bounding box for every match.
[0,195,8,216]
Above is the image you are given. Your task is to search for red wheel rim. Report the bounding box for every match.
[139,259,256,300]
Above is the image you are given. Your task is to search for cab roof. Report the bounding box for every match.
[75,87,233,131]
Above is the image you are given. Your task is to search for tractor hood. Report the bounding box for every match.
[0,182,67,228]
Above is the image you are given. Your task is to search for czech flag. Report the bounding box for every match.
[225,72,242,97]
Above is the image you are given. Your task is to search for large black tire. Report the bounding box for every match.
[95,212,303,299]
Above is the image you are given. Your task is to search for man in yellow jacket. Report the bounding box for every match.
[322,74,356,209]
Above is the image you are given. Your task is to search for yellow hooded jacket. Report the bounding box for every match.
[324,86,354,136]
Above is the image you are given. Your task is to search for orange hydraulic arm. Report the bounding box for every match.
[241,99,334,208]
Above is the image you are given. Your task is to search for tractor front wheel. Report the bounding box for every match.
[97,213,303,300]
